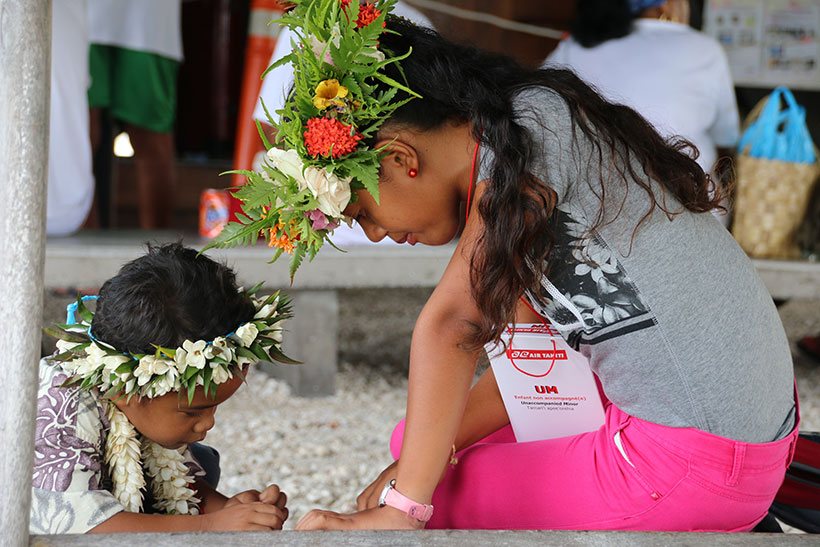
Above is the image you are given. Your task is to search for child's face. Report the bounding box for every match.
[113,372,244,449]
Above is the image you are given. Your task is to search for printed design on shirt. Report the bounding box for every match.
[530,205,656,344]
[33,372,102,492]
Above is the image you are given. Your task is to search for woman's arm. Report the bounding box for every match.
[297,187,493,530]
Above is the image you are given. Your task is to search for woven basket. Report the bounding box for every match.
[732,155,819,258]
[731,94,820,259]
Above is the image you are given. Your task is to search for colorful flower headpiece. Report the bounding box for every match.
[205,0,418,279]
[45,285,296,404]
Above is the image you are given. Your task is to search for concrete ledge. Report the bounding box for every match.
[44,231,454,290]
[752,258,820,300]
[29,530,814,546]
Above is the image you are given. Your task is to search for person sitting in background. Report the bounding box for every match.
[544,0,740,226]
[32,244,291,534]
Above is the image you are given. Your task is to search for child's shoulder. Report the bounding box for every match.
[35,357,106,446]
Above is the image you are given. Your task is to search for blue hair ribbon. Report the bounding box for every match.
[65,295,99,325]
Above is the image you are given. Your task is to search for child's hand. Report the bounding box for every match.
[201,502,287,531]
[224,489,262,508]
[224,485,288,523]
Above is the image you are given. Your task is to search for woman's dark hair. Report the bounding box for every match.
[92,243,255,354]
[379,17,723,349]
[570,0,635,48]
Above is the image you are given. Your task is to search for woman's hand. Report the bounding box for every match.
[296,506,422,531]
[357,460,398,510]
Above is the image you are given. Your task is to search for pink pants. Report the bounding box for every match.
[389,400,798,531]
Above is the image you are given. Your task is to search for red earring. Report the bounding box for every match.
[408,168,418,178]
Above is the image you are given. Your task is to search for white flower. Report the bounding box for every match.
[182,340,207,370]
[266,148,305,184]
[211,364,232,385]
[302,166,352,218]
[234,323,259,348]
[102,355,130,375]
[174,348,188,372]
[85,343,108,366]
[149,367,179,397]
[254,303,276,320]
[264,148,352,218]
[72,358,98,377]
[267,327,284,345]
[203,336,232,361]
[56,339,82,354]
[134,355,171,387]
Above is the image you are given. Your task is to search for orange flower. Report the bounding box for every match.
[267,220,300,254]
[303,117,362,158]
[356,3,383,28]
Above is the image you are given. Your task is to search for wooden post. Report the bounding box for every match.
[0,0,52,544]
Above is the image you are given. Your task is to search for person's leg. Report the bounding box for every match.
[125,125,176,229]
[388,403,796,531]
[109,48,179,229]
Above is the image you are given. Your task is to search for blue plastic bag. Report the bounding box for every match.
[737,87,816,164]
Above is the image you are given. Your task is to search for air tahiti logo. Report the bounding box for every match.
[505,338,567,378]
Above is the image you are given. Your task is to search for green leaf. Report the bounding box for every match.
[266,344,303,365]
[248,341,271,362]
[74,296,95,324]
[187,381,197,405]
[43,326,88,344]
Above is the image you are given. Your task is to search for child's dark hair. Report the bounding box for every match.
[92,243,255,354]
[378,17,722,349]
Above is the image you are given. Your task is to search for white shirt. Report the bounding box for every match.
[87,0,183,61]
[253,2,434,246]
[545,19,740,174]
[48,0,94,236]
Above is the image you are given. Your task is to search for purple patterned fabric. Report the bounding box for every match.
[32,371,102,491]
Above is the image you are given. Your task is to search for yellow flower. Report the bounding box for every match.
[313,79,348,110]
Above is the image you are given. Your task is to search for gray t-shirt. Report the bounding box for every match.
[479,87,795,443]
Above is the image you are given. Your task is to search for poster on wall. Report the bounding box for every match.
[706,0,820,90]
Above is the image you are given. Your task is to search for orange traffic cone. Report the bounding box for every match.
[219,0,287,229]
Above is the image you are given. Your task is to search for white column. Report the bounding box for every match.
[0,0,52,544]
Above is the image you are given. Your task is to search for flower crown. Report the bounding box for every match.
[205,0,418,279]
[45,285,296,403]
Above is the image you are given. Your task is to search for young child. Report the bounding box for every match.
[214,0,797,532]
[32,243,291,534]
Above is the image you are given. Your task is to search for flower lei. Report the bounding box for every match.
[45,285,296,514]
[205,0,419,279]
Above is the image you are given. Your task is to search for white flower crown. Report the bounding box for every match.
[46,285,297,403]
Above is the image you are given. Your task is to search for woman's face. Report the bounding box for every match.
[344,178,463,246]
[342,126,475,246]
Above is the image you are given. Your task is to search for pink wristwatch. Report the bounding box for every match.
[378,480,434,522]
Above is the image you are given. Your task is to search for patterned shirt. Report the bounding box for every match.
[30,359,201,534]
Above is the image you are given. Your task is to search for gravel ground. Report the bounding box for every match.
[207,299,820,530]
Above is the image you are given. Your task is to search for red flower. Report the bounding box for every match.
[356,3,383,28]
[339,0,351,8]
[304,117,362,158]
